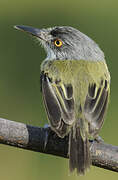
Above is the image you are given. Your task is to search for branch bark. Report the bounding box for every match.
[0,118,117,172]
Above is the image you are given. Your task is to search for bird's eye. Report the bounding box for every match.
[54,39,63,47]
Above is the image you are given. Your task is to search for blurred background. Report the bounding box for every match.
[0,0,118,179]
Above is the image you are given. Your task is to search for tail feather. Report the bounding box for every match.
[69,127,91,175]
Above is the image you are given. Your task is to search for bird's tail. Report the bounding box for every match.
[69,125,91,175]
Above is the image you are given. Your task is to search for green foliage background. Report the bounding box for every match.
[0,0,118,179]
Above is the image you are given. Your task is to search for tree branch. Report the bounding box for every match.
[0,118,117,172]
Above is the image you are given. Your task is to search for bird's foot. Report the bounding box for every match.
[89,135,104,151]
[43,124,51,149]
[44,124,50,129]
[95,135,104,143]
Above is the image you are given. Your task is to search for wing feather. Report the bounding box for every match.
[41,73,75,137]
[41,73,62,128]
[84,79,110,136]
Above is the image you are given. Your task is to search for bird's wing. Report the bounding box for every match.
[84,79,110,137]
[40,72,75,137]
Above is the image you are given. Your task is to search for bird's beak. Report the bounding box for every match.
[14,25,45,41]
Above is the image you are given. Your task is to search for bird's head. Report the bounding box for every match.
[14,25,104,61]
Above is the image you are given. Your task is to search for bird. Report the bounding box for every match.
[14,25,110,175]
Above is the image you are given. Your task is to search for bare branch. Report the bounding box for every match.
[0,118,117,172]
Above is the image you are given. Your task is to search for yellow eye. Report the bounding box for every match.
[54,39,63,47]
